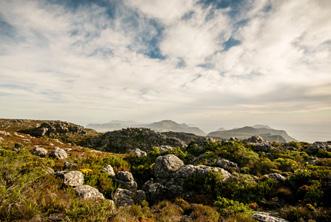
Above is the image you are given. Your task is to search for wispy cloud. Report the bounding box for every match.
[0,0,330,141]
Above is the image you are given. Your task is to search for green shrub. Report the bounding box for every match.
[214,197,252,217]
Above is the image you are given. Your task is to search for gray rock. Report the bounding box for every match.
[263,173,286,182]
[154,154,184,178]
[175,164,231,181]
[33,146,48,157]
[143,180,167,202]
[103,164,115,176]
[64,161,77,169]
[246,135,265,143]
[51,147,68,160]
[116,171,137,190]
[215,158,239,172]
[113,188,134,206]
[130,148,147,157]
[252,212,288,222]
[74,185,105,199]
[63,171,84,187]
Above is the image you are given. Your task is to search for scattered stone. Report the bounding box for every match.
[63,171,84,187]
[154,154,184,178]
[113,188,134,206]
[116,171,137,190]
[33,146,48,157]
[103,165,115,177]
[262,173,286,182]
[51,147,68,160]
[129,148,147,157]
[14,143,22,152]
[159,145,176,153]
[74,185,105,199]
[252,212,288,222]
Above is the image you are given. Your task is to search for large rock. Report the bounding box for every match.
[116,171,137,190]
[103,165,115,177]
[63,171,84,187]
[154,154,184,178]
[51,147,68,160]
[175,165,231,181]
[215,158,239,172]
[112,188,134,206]
[74,185,105,199]
[32,146,48,157]
[252,212,288,222]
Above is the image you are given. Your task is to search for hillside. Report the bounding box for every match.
[208,126,296,143]
[0,119,330,221]
[88,120,206,136]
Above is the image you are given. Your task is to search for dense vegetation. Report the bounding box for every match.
[0,119,330,221]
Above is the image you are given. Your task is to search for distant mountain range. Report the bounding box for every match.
[208,125,296,143]
[88,121,296,142]
[87,120,206,136]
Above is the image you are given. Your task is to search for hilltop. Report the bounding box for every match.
[208,126,296,143]
[0,119,330,221]
[87,120,206,136]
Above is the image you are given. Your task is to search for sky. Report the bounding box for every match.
[0,0,330,142]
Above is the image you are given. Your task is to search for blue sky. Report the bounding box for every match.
[0,0,331,141]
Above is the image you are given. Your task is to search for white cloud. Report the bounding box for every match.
[0,0,330,141]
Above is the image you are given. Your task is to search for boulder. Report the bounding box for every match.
[154,154,184,178]
[74,185,105,199]
[116,171,137,190]
[51,147,68,160]
[103,164,115,177]
[63,171,84,187]
[112,188,134,206]
[33,146,48,157]
[252,212,288,222]
[215,158,239,172]
[130,148,147,158]
[143,180,167,202]
[176,165,231,181]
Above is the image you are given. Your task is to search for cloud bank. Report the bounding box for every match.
[0,0,330,141]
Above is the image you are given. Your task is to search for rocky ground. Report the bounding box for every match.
[0,119,330,221]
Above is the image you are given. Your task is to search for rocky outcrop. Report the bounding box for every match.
[116,171,137,190]
[103,165,115,177]
[252,212,288,222]
[32,146,48,157]
[22,122,90,138]
[82,128,186,153]
[63,171,84,187]
[154,154,184,178]
[143,154,231,202]
[74,185,105,199]
[51,147,68,160]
